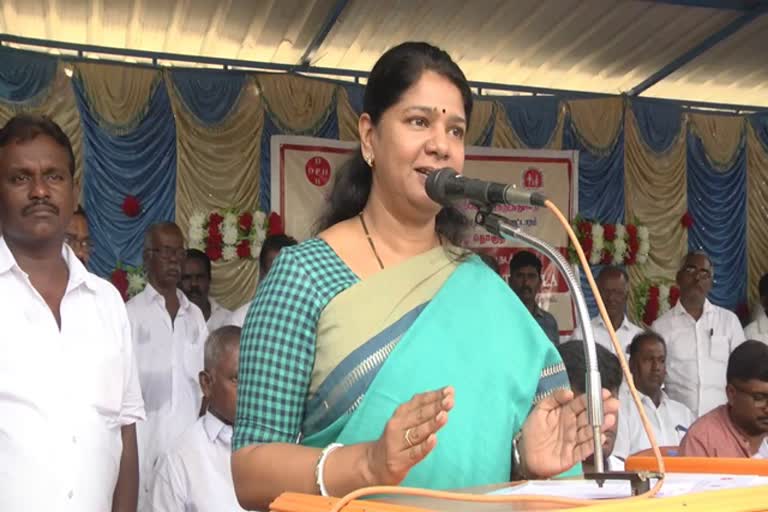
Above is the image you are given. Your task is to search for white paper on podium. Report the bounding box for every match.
[489,474,768,499]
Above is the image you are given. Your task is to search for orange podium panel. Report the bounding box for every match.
[626,454,768,476]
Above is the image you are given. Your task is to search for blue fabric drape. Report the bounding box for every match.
[259,109,339,212]
[343,83,364,115]
[750,113,768,148]
[473,108,495,147]
[169,69,246,125]
[74,78,177,277]
[687,131,747,310]
[631,100,683,153]
[500,96,560,149]
[563,116,625,224]
[0,46,58,103]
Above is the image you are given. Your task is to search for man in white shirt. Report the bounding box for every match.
[572,265,643,354]
[0,114,145,512]
[744,274,768,345]
[230,233,297,327]
[652,251,746,417]
[127,222,209,511]
[151,326,246,512]
[613,331,695,458]
[180,248,232,330]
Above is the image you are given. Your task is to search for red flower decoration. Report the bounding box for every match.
[626,224,638,240]
[238,212,253,233]
[624,252,636,265]
[578,221,593,237]
[236,240,251,259]
[111,269,129,301]
[209,212,224,228]
[628,237,640,255]
[206,245,223,262]
[669,286,680,307]
[643,300,660,326]
[268,212,284,236]
[604,224,617,242]
[600,249,612,265]
[681,212,694,229]
[122,195,140,218]
[649,286,660,299]
[581,236,593,256]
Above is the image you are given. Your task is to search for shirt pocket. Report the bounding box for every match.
[709,334,730,362]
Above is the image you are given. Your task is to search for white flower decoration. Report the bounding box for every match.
[590,249,602,265]
[188,226,205,245]
[613,238,628,259]
[638,226,649,241]
[253,210,267,227]
[223,224,239,246]
[639,238,650,255]
[615,223,626,241]
[189,211,206,230]
[637,253,648,264]
[189,239,205,252]
[223,212,238,228]
[127,273,146,296]
[250,240,263,260]
[592,223,604,240]
[222,245,237,262]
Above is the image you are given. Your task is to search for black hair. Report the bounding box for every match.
[0,114,75,177]
[557,339,624,394]
[759,273,768,299]
[597,265,629,283]
[628,330,666,358]
[315,42,473,247]
[509,250,542,275]
[185,248,212,278]
[259,234,298,270]
[727,340,768,383]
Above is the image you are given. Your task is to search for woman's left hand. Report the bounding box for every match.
[518,388,619,478]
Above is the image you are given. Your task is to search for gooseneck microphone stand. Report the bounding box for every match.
[473,209,607,478]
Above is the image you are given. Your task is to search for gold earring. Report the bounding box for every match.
[364,154,374,168]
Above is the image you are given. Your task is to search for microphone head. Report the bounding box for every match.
[425,168,460,206]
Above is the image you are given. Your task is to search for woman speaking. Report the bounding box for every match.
[231,41,618,511]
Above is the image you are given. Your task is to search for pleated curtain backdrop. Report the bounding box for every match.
[1,45,767,314]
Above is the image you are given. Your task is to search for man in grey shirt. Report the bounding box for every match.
[508,250,559,344]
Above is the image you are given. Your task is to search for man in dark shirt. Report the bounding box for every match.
[508,250,559,344]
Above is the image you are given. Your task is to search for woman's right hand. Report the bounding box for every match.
[364,386,455,486]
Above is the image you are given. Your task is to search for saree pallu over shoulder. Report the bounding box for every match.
[301,245,458,444]
[305,255,569,490]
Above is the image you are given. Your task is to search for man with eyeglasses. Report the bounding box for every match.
[126,222,208,511]
[679,340,768,457]
[652,251,745,418]
[65,206,92,266]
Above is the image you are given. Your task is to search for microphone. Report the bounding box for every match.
[425,168,547,207]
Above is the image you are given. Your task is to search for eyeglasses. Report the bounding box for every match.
[731,383,768,408]
[64,234,93,251]
[681,266,712,280]
[147,247,186,260]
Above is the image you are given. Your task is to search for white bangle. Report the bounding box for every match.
[315,443,344,497]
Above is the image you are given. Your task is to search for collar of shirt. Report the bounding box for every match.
[593,314,634,332]
[671,297,714,320]
[203,412,233,446]
[0,236,100,294]
[143,281,194,313]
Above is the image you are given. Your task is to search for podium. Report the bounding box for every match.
[269,457,768,512]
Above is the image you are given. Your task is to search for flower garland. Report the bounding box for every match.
[111,263,146,302]
[567,216,649,266]
[633,278,680,327]
[188,210,282,262]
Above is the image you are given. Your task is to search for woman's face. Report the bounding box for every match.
[361,70,467,218]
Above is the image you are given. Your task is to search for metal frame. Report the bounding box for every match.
[1,33,766,114]
[629,1,768,96]
[299,0,350,67]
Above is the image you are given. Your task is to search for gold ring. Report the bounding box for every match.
[404,428,416,448]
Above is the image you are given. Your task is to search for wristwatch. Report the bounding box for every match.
[511,432,528,481]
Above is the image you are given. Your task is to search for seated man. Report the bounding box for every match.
[558,339,624,471]
[613,331,695,458]
[230,233,297,327]
[509,250,559,344]
[679,340,768,457]
[151,326,245,512]
[180,249,232,331]
[744,273,768,345]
